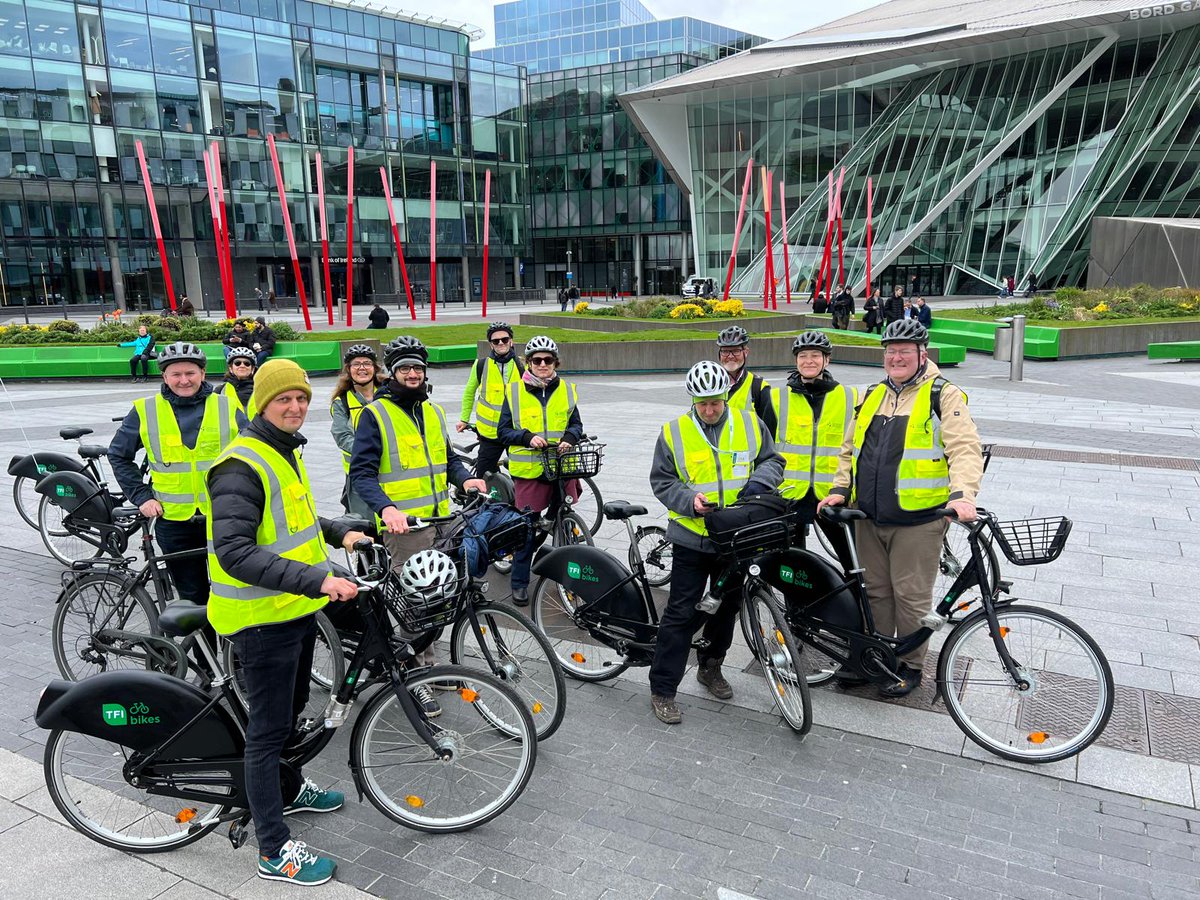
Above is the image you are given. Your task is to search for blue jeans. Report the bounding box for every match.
[230,613,318,858]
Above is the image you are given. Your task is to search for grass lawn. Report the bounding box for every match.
[932,307,1200,328]
[307,324,872,347]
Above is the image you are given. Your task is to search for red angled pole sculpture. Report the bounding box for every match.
[202,148,234,319]
[779,177,791,304]
[210,142,236,316]
[723,158,754,300]
[380,166,416,320]
[345,146,355,327]
[481,167,492,319]
[429,160,437,321]
[835,166,846,290]
[265,135,312,332]
[315,153,333,325]
[865,176,873,294]
[134,140,176,311]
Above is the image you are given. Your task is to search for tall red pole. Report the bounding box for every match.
[779,177,791,304]
[211,142,236,316]
[481,168,492,319]
[865,176,873,293]
[818,171,833,301]
[835,166,846,289]
[429,160,437,321]
[202,148,234,319]
[315,152,333,325]
[723,158,754,300]
[265,135,313,332]
[134,140,176,311]
[345,146,355,327]
[380,166,416,320]
[760,167,770,308]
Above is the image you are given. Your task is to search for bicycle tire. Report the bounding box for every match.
[43,727,230,852]
[936,520,1001,615]
[631,525,672,587]
[449,601,566,740]
[571,477,603,536]
[554,510,594,548]
[743,588,813,735]
[13,475,38,528]
[52,573,161,681]
[223,611,345,716]
[937,604,1114,763]
[351,665,536,833]
[739,594,838,687]
[530,575,631,682]
[38,494,106,567]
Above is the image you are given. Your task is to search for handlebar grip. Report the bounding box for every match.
[935,507,959,519]
[406,515,421,527]
[352,538,374,552]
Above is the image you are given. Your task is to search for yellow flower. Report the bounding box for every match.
[1094,302,1109,313]
[573,301,589,313]
[713,299,744,317]
[669,303,706,319]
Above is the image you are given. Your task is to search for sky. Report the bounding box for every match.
[382,0,877,48]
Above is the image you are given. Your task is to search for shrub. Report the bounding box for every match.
[271,321,298,340]
[135,313,158,327]
[47,319,82,334]
[669,303,706,320]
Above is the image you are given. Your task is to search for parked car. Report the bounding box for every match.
[682,276,716,299]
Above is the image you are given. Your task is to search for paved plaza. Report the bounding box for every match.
[2,345,1200,898]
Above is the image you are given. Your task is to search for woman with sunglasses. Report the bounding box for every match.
[331,343,384,519]
[457,322,522,479]
[496,335,584,605]
[216,346,259,420]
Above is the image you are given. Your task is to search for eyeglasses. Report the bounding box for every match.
[718,347,746,357]
[349,361,374,369]
[883,348,921,358]
[528,356,556,366]
[229,360,253,368]
[489,336,512,345]
[394,365,425,374]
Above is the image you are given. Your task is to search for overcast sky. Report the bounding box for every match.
[385,1,877,48]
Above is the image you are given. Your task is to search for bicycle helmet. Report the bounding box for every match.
[226,346,256,365]
[684,360,731,400]
[716,325,749,348]
[343,343,377,365]
[880,319,929,346]
[486,321,514,340]
[384,335,428,371]
[158,341,207,370]
[397,549,461,603]
[524,335,559,359]
[792,331,833,356]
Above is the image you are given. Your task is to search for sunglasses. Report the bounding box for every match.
[229,360,253,368]
[528,356,556,366]
[490,336,512,345]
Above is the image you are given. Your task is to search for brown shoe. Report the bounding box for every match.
[696,658,733,700]
[650,694,682,725]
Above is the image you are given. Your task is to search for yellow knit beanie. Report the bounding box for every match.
[252,359,312,412]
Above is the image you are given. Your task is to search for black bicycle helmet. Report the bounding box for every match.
[343,343,378,365]
[384,335,428,371]
[880,319,929,346]
[486,321,514,340]
[158,341,207,370]
[792,331,833,355]
[716,325,749,348]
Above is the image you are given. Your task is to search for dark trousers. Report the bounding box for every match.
[129,353,152,377]
[648,544,743,698]
[474,435,507,479]
[231,613,317,858]
[155,516,209,604]
[791,494,854,573]
[255,350,271,367]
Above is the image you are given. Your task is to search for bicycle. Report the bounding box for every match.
[529,499,813,734]
[36,539,538,851]
[9,425,107,528]
[777,505,1112,762]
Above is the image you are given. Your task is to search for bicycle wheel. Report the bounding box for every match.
[570,477,603,536]
[936,520,1001,614]
[631,525,672,587]
[449,601,566,740]
[351,665,536,833]
[43,727,230,852]
[742,588,812,735]
[52,574,161,681]
[13,474,39,528]
[38,494,105,567]
[531,576,630,682]
[739,596,838,687]
[937,604,1114,763]
[554,510,594,548]
[222,611,345,716]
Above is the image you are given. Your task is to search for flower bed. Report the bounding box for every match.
[573,295,749,320]
[0,314,298,346]
[941,285,1200,325]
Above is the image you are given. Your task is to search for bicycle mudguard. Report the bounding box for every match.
[34,470,113,521]
[532,545,647,623]
[8,451,87,480]
[758,548,864,631]
[36,670,243,756]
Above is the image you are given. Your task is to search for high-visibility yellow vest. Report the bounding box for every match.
[215,381,257,421]
[662,408,761,537]
[775,384,857,501]
[852,379,952,511]
[728,371,761,412]
[506,381,579,479]
[134,392,238,520]
[473,357,520,440]
[364,398,450,523]
[333,389,370,473]
[206,436,330,636]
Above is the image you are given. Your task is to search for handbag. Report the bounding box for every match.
[704,493,793,558]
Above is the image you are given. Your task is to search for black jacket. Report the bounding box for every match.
[832,290,855,313]
[224,328,251,349]
[223,375,255,408]
[252,325,276,354]
[497,377,584,452]
[882,295,905,323]
[917,305,933,327]
[208,417,354,600]
[368,305,390,328]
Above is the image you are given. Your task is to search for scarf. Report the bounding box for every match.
[522,369,558,391]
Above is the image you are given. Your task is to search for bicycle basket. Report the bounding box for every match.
[542,440,604,480]
[379,569,462,634]
[992,516,1072,566]
[709,515,794,561]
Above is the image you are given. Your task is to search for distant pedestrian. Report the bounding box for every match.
[368,302,390,330]
[863,288,882,334]
[831,283,854,330]
[915,297,932,327]
[268,288,278,311]
[558,288,568,312]
[1025,273,1039,298]
[882,285,905,326]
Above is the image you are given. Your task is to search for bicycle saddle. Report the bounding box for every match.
[60,427,93,440]
[78,444,108,460]
[158,601,208,638]
[603,500,647,521]
[820,506,868,523]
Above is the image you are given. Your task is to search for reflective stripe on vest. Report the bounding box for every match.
[216,382,257,421]
[776,383,857,501]
[473,358,520,440]
[365,398,450,522]
[662,408,761,537]
[728,371,756,411]
[334,390,370,473]
[135,392,237,520]
[852,380,952,511]
[507,381,579,479]
[206,437,330,635]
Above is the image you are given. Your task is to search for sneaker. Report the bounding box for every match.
[880,664,922,698]
[284,777,344,816]
[650,693,682,725]
[511,588,529,607]
[696,658,733,700]
[258,840,336,885]
[412,684,442,718]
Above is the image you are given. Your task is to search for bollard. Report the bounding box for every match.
[1009,314,1025,382]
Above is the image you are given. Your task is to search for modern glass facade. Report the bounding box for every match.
[0,0,529,311]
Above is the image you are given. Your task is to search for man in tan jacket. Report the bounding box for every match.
[818,319,983,697]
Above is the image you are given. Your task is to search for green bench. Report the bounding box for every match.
[427,344,478,364]
[815,329,967,367]
[928,319,1060,359]
[0,341,343,379]
[1147,341,1200,360]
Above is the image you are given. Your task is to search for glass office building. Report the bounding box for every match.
[0,0,529,311]
[623,2,1200,295]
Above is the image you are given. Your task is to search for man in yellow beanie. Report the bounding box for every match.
[207,357,367,887]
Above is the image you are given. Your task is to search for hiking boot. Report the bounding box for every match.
[696,658,733,700]
[412,684,442,718]
[650,693,682,725]
[880,664,922,698]
[511,587,529,607]
[283,777,344,816]
[258,840,336,886]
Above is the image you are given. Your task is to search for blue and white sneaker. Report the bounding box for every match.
[283,777,344,815]
[258,840,336,885]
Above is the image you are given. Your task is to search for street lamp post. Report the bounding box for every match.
[566,247,572,293]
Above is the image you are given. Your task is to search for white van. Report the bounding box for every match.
[682,276,716,299]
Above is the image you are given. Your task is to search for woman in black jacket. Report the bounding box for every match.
[863,288,882,334]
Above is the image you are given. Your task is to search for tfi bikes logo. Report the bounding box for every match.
[779,565,813,589]
[102,701,160,727]
[566,561,599,583]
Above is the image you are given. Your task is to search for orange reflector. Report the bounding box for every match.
[532,701,543,714]
[777,684,785,697]
[1028,731,1048,744]
[999,627,1010,638]
[775,630,785,645]
[571,652,585,663]
[480,626,488,636]
[174,808,197,824]
[405,795,425,808]
[955,602,970,612]
[459,688,478,703]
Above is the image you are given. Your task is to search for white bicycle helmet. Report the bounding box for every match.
[158,341,207,370]
[684,360,731,400]
[398,549,461,602]
[524,335,559,358]
[226,346,256,365]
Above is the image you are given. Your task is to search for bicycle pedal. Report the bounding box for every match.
[228,818,250,849]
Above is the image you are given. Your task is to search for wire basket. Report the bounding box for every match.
[542,440,604,480]
[379,570,462,635]
[992,516,1072,566]
[709,515,794,562]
